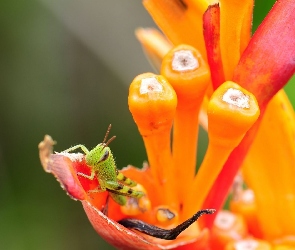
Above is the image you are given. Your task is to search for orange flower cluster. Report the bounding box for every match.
[39,0,295,249]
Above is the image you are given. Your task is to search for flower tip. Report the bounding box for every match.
[39,136,87,200]
[161,44,210,100]
[208,81,260,144]
[171,49,200,72]
[128,72,177,136]
[38,135,56,172]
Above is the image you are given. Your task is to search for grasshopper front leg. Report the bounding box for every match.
[62,145,94,180]
[77,170,96,181]
[62,144,90,155]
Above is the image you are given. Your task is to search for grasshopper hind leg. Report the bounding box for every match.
[109,192,126,206]
[116,171,137,187]
[106,180,144,199]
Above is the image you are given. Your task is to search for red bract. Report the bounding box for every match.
[82,201,210,250]
[203,4,224,89]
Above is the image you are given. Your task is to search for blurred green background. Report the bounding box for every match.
[0,0,293,249]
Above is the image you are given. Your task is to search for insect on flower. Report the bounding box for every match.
[40,125,216,241]
[61,124,145,206]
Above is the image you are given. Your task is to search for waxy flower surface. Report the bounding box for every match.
[39,0,295,249]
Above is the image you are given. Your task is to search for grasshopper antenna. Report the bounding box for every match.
[102,124,116,150]
[102,124,112,144]
[105,136,116,147]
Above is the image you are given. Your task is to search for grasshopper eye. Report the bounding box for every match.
[99,150,109,162]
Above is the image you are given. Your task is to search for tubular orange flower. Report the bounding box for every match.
[39,0,295,249]
[128,73,177,207]
[183,81,259,219]
[219,0,253,80]
[203,0,295,230]
[242,91,295,240]
[161,44,210,208]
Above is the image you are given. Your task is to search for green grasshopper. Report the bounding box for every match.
[62,125,144,206]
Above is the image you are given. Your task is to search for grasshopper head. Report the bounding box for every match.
[85,125,116,168]
[85,143,111,167]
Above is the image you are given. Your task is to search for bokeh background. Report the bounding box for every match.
[1,0,294,249]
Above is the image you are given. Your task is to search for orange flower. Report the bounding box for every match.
[39,0,295,249]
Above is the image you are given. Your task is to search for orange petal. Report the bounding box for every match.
[143,0,208,59]
[242,90,295,239]
[136,28,172,71]
[219,0,253,80]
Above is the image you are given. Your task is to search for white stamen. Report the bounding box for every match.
[222,88,250,109]
[242,189,255,203]
[234,239,259,250]
[172,50,199,72]
[140,77,163,94]
[215,211,235,230]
